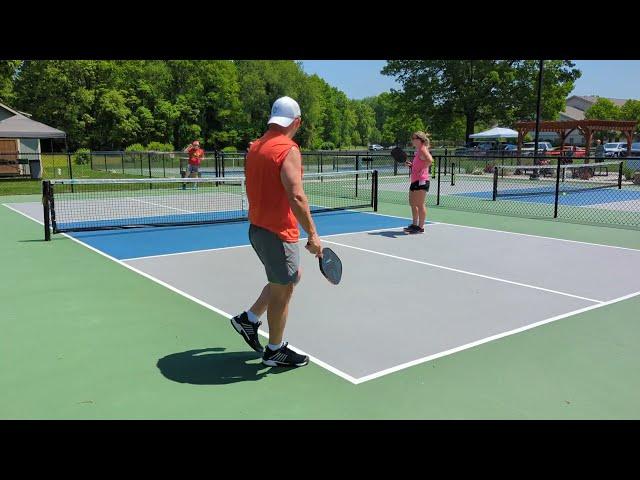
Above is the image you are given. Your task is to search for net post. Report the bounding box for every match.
[492,166,498,201]
[554,158,562,218]
[451,162,455,186]
[436,156,441,206]
[43,180,51,241]
[618,161,623,189]
[372,170,378,212]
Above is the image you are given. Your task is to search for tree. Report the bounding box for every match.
[585,98,622,141]
[0,60,21,104]
[620,100,640,137]
[382,60,581,142]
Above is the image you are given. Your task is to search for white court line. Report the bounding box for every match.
[120,226,406,262]
[129,198,194,214]
[353,288,640,384]
[2,203,360,385]
[322,238,604,304]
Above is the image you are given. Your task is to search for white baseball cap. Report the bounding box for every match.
[268,96,301,127]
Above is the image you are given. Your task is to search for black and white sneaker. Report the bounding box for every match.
[403,224,418,232]
[262,342,309,367]
[230,312,263,353]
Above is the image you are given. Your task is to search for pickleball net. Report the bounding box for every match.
[43,170,378,239]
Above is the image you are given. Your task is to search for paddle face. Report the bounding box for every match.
[390,146,408,164]
[318,247,342,285]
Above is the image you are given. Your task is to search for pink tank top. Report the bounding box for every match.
[410,150,430,183]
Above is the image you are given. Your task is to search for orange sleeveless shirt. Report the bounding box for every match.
[245,130,301,242]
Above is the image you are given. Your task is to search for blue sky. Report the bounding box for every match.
[299,60,640,100]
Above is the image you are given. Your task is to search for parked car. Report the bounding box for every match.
[368,144,384,151]
[546,146,586,159]
[604,142,628,157]
[521,141,553,156]
[620,143,640,158]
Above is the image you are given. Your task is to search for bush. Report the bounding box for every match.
[125,144,145,152]
[221,146,237,152]
[472,168,484,175]
[146,142,174,152]
[74,148,91,165]
[320,142,335,151]
[622,165,636,181]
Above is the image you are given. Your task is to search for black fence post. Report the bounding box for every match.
[67,153,74,192]
[148,152,152,178]
[618,161,623,189]
[436,156,441,206]
[554,158,562,218]
[492,166,498,201]
[90,152,93,171]
[43,180,51,241]
[372,170,378,212]
[121,152,125,175]
[163,154,166,178]
[104,154,107,173]
[451,162,455,186]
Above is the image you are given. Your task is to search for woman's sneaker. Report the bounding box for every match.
[407,225,425,234]
[262,342,309,367]
[403,224,418,232]
[230,312,263,352]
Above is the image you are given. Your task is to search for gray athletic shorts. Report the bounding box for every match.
[249,224,300,285]
[187,164,199,174]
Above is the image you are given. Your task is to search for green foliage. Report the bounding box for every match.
[7,59,584,152]
[74,148,91,165]
[146,141,174,151]
[382,60,580,142]
[320,141,336,150]
[221,146,238,152]
[125,143,145,151]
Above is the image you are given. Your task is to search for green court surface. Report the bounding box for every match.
[2,196,640,419]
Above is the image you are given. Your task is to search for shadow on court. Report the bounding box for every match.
[156,347,291,385]
[367,230,407,239]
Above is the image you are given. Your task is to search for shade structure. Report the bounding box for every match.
[469,127,519,139]
[0,112,66,139]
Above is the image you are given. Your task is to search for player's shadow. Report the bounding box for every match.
[156,347,289,385]
[367,230,407,239]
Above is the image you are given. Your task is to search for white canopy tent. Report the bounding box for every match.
[469,127,519,140]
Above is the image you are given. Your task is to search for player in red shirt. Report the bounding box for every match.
[184,140,204,178]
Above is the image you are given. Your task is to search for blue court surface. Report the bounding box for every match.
[71,210,410,260]
[458,188,640,206]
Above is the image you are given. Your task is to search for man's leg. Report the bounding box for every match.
[265,282,294,346]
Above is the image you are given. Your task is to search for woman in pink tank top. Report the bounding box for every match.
[403,131,433,234]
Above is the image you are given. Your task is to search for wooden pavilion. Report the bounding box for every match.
[513,120,637,159]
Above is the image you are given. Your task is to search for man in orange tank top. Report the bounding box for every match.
[230,96,322,368]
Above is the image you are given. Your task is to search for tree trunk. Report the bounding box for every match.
[465,113,476,144]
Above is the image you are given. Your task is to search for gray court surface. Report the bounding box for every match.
[125,224,640,382]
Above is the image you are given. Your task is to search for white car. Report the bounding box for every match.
[521,142,553,155]
[368,144,384,151]
[603,142,627,157]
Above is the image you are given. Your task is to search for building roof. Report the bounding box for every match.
[574,95,630,107]
[561,105,585,120]
[0,102,66,139]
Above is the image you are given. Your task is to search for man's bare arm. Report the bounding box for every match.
[280,147,322,255]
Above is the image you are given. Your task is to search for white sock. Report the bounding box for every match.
[246,310,259,324]
[267,342,283,351]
